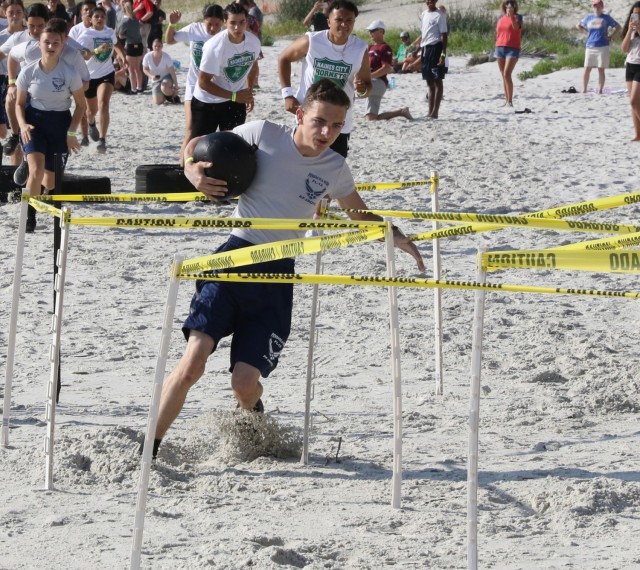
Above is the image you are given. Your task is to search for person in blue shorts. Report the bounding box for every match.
[15,18,86,232]
[145,79,425,458]
[416,0,447,118]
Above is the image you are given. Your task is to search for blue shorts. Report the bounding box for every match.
[494,46,520,59]
[183,235,295,378]
[421,42,445,81]
[22,106,71,172]
[0,75,8,126]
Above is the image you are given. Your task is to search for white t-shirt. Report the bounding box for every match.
[229,120,355,245]
[173,22,214,100]
[0,29,30,57]
[626,35,640,65]
[142,50,173,78]
[13,40,90,82]
[16,59,83,112]
[0,28,13,75]
[78,26,118,79]
[68,22,91,42]
[193,29,261,104]
[420,10,447,47]
[295,30,367,134]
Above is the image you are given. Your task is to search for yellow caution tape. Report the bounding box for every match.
[67,216,386,230]
[34,192,209,202]
[32,181,427,204]
[554,231,640,251]
[329,208,640,235]
[483,248,640,274]
[175,271,640,299]
[28,197,62,217]
[179,227,386,273]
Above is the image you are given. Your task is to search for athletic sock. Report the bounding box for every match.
[138,437,162,458]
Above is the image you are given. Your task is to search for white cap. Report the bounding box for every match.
[366,20,385,31]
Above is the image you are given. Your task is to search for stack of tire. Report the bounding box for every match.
[134,164,193,194]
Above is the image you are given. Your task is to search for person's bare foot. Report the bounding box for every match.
[401,107,413,120]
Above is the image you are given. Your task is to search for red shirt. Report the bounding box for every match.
[133,0,154,22]
[368,42,393,86]
[495,14,522,49]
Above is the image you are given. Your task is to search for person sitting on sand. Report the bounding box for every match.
[393,30,418,72]
[576,0,621,94]
[142,78,425,459]
[364,20,412,122]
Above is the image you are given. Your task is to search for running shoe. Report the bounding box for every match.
[80,136,90,147]
[88,122,100,142]
[236,399,264,413]
[13,160,29,187]
[96,138,106,154]
[3,133,19,156]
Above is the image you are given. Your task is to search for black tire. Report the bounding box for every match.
[59,174,111,195]
[0,167,111,198]
[135,164,194,194]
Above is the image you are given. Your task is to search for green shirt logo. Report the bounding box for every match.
[93,38,112,63]
[312,57,353,88]
[192,41,204,69]
[223,51,255,83]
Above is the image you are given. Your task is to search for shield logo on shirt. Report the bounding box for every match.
[192,41,204,69]
[93,39,112,63]
[305,177,328,201]
[223,51,255,83]
[52,77,65,92]
[312,57,353,89]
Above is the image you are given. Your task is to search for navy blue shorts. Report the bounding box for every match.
[0,75,8,126]
[183,235,295,378]
[22,106,71,172]
[421,42,445,81]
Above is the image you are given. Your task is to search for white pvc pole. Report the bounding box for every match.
[467,248,487,570]
[301,199,328,465]
[385,220,403,509]
[131,255,183,570]
[431,171,444,395]
[301,248,322,465]
[44,207,71,489]
[1,193,29,448]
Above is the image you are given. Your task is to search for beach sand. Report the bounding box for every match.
[2,3,640,569]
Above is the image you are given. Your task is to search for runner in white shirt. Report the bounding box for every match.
[77,5,125,153]
[16,20,86,232]
[165,4,223,165]
[142,38,178,105]
[191,3,260,137]
[278,0,371,158]
[68,0,96,42]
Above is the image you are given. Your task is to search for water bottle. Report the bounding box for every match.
[389,77,396,89]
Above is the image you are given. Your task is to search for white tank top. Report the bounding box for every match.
[295,30,367,134]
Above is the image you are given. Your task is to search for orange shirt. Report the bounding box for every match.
[495,14,522,49]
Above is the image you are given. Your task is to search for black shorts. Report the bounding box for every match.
[126,43,144,57]
[330,133,350,158]
[626,62,640,83]
[422,42,445,81]
[190,97,247,136]
[182,235,295,378]
[85,71,115,99]
[0,75,8,126]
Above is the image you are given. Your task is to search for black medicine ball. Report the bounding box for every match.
[193,131,258,198]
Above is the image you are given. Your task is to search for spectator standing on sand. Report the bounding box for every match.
[303,0,330,32]
[278,0,371,158]
[621,1,640,140]
[117,1,143,94]
[364,20,412,122]
[495,0,522,107]
[165,3,223,165]
[576,0,621,94]
[413,0,447,118]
